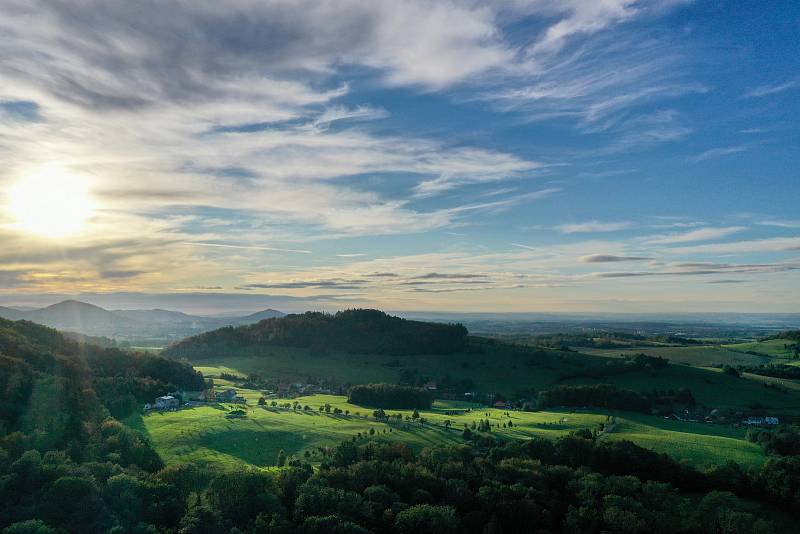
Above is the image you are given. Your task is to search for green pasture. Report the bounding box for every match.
[581,345,772,367]
[724,338,798,359]
[128,389,766,471]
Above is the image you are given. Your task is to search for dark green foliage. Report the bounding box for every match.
[537,384,652,413]
[206,469,283,525]
[0,356,34,428]
[2,519,56,534]
[348,384,432,409]
[87,420,163,471]
[747,425,800,456]
[723,365,741,377]
[164,309,469,358]
[558,353,668,380]
[394,504,460,534]
[738,363,800,379]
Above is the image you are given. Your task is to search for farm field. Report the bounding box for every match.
[581,344,772,366]
[724,338,798,359]
[128,386,766,471]
[195,345,800,414]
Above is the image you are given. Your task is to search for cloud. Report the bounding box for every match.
[691,144,754,163]
[411,149,543,197]
[667,237,800,255]
[744,79,799,98]
[579,254,652,263]
[642,226,746,245]
[557,221,633,234]
[183,242,313,254]
[757,220,800,229]
[591,261,798,278]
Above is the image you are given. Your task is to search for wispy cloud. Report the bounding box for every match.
[642,226,746,245]
[580,254,652,263]
[183,242,312,254]
[691,144,754,163]
[557,221,633,234]
[757,219,800,229]
[744,79,799,98]
[668,237,800,255]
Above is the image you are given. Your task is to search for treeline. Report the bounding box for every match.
[738,363,800,379]
[527,332,701,350]
[3,429,794,533]
[763,330,800,342]
[165,309,469,358]
[558,353,668,380]
[538,384,652,413]
[348,383,432,409]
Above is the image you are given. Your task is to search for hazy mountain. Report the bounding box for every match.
[0,306,26,321]
[114,308,206,324]
[25,300,137,333]
[230,308,285,324]
[0,300,285,342]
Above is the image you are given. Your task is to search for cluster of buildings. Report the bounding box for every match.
[145,387,248,412]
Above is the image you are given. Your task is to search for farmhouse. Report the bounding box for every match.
[218,388,238,402]
[155,395,179,411]
[743,416,780,426]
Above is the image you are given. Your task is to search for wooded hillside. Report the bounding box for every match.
[164,309,469,358]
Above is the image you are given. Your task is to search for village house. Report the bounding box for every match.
[155,395,179,411]
[218,388,238,403]
[743,416,780,426]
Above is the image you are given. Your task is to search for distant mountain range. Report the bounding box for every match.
[0,300,284,342]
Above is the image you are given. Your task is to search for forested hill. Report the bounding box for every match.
[164,309,469,358]
[0,317,205,437]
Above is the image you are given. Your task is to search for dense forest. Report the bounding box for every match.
[537,384,653,413]
[348,384,433,410]
[164,309,469,358]
[3,427,798,532]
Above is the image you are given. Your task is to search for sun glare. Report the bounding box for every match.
[8,167,94,238]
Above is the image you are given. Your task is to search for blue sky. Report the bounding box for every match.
[0,0,798,313]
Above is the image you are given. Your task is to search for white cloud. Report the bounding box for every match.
[744,79,799,98]
[557,221,633,234]
[691,144,755,163]
[642,226,746,245]
[667,237,800,255]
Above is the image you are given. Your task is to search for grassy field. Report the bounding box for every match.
[581,345,772,366]
[724,338,798,359]
[194,347,800,414]
[128,383,766,471]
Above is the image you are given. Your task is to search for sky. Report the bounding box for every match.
[0,0,798,314]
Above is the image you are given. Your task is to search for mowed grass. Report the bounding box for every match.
[128,388,766,471]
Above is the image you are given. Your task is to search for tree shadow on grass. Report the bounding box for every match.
[196,428,308,467]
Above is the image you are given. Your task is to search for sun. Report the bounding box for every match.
[7,166,95,238]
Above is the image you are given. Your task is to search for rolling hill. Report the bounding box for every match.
[0,300,286,341]
[165,310,800,415]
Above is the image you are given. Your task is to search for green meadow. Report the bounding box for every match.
[149,340,799,473]
[581,344,772,366]
[724,338,798,359]
[128,387,765,471]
